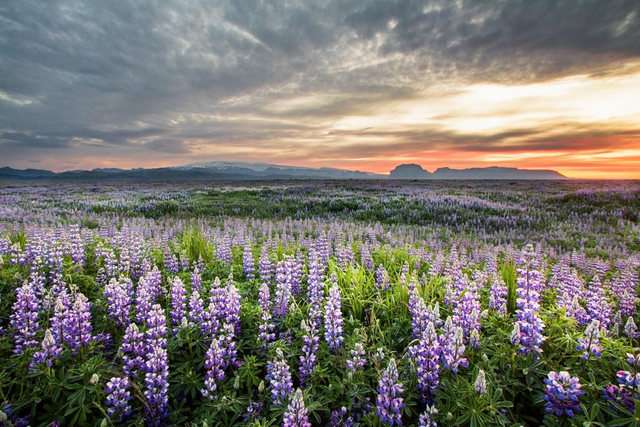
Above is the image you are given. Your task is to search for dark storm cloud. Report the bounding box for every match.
[346,0,640,80]
[1,0,639,169]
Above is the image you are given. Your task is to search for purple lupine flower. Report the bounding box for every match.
[511,266,545,356]
[360,245,374,270]
[577,319,602,359]
[105,376,132,420]
[489,278,507,315]
[216,235,232,264]
[121,323,146,377]
[258,282,276,347]
[169,277,187,330]
[244,401,264,422]
[324,277,344,352]
[10,281,40,355]
[453,283,481,344]
[201,336,226,399]
[626,352,640,369]
[219,322,239,369]
[602,384,635,412]
[408,280,431,338]
[329,406,354,427]
[625,317,638,339]
[585,275,612,330]
[307,250,324,330]
[191,266,202,293]
[299,320,319,385]
[418,405,438,427]
[543,371,584,417]
[144,344,169,425]
[411,322,440,402]
[289,254,303,296]
[31,329,62,368]
[474,369,487,394]
[259,246,274,283]
[188,289,206,330]
[224,280,241,336]
[267,348,293,405]
[347,342,367,372]
[243,243,255,280]
[617,367,640,390]
[204,277,225,336]
[104,277,132,328]
[337,244,354,269]
[135,282,153,325]
[274,260,292,319]
[376,358,404,426]
[283,389,311,427]
[145,304,167,350]
[375,265,390,291]
[439,317,468,373]
[620,290,639,323]
[164,250,179,274]
[63,292,92,352]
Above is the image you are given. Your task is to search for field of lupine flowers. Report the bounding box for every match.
[1,180,640,426]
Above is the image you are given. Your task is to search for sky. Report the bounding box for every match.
[1,1,640,178]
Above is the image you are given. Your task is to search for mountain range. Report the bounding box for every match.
[0,161,567,181]
[389,164,566,180]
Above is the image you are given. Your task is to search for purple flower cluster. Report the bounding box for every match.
[201,337,226,398]
[31,328,62,368]
[10,281,40,355]
[283,389,312,427]
[324,277,344,352]
[602,384,635,412]
[105,376,132,420]
[439,317,468,373]
[360,245,373,270]
[577,319,602,359]
[144,345,169,424]
[258,282,276,346]
[511,266,545,356]
[411,322,440,402]
[64,292,93,352]
[243,243,255,280]
[267,348,293,405]
[121,323,146,377]
[375,265,390,291]
[474,369,487,394]
[104,277,132,328]
[191,266,202,293]
[489,278,507,315]
[188,289,206,330]
[143,304,169,425]
[274,259,292,319]
[418,405,438,427]
[543,371,584,417]
[299,320,319,385]
[169,276,187,330]
[346,342,367,372]
[306,250,324,330]
[452,284,481,346]
[259,246,274,283]
[376,358,404,426]
[585,275,612,330]
[145,304,168,350]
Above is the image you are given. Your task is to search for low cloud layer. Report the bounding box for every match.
[2,0,640,177]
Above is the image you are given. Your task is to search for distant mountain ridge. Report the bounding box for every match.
[389,164,566,180]
[1,162,567,181]
[0,162,383,181]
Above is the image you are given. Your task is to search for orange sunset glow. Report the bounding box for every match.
[2,2,639,178]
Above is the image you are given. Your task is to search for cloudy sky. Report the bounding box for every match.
[1,0,640,178]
